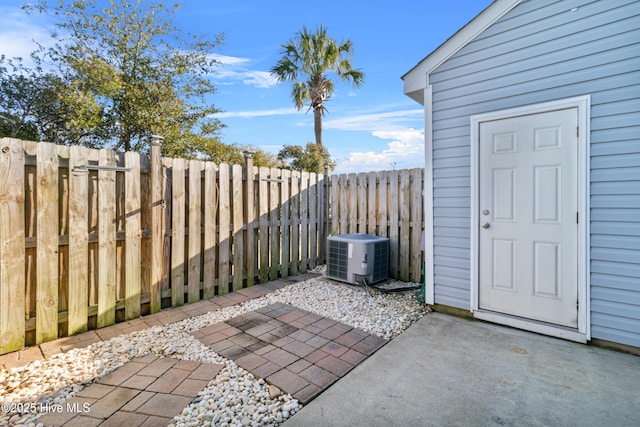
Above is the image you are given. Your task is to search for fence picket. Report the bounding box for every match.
[244,159,255,287]
[58,148,70,323]
[367,172,377,235]
[329,175,339,236]
[171,158,185,306]
[24,141,37,333]
[300,172,309,272]
[115,154,125,306]
[36,142,59,342]
[203,162,217,299]
[338,174,348,235]
[97,149,116,328]
[0,139,26,353]
[308,174,317,269]
[377,171,388,238]
[68,146,89,334]
[388,170,399,279]
[188,160,202,303]
[218,164,230,294]
[318,172,327,261]
[290,170,300,275]
[357,173,367,233]
[140,160,151,305]
[149,140,163,313]
[280,169,290,277]
[269,168,281,280]
[161,158,172,303]
[399,170,411,281]
[88,165,98,312]
[348,174,357,234]
[258,167,269,283]
[124,151,141,319]
[232,164,244,291]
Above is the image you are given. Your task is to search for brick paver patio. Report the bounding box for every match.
[195,302,386,404]
[1,274,389,426]
[38,355,224,426]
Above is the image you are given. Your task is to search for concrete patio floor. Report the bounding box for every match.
[284,312,640,427]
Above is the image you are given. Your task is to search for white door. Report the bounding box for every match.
[478,108,578,328]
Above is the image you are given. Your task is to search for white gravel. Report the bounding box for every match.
[0,273,428,426]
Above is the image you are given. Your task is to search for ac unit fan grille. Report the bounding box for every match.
[327,240,349,280]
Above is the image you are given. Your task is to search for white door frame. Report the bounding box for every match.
[470,96,591,343]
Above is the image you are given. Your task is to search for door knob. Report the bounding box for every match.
[482,223,490,229]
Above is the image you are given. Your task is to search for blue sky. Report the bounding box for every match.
[0,0,492,173]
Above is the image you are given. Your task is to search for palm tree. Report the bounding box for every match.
[271,25,364,146]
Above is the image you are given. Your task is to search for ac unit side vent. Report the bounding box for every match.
[325,234,389,285]
[372,241,389,283]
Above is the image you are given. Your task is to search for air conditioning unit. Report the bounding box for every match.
[326,234,389,285]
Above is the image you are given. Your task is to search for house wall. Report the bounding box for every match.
[427,0,640,346]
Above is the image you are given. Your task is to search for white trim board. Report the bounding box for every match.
[474,311,588,343]
[469,96,591,342]
[423,85,435,305]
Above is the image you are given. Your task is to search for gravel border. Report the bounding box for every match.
[1,274,428,426]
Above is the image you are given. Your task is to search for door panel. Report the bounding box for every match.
[493,168,516,220]
[493,239,516,290]
[534,166,561,223]
[479,108,578,328]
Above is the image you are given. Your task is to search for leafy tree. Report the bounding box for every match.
[278,142,335,173]
[0,56,64,141]
[271,25,364,147]
[0,58,38,139]
[0,113,38,140]
[25,0,225,156]
[0,50,281,168]
[241,145,281,168]
[190,141,279,168]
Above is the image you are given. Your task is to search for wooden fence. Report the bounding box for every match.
[328,169,424,282]
[0,137,423,355]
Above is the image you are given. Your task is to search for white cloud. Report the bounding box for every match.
[215,107,298,118]
[334,128,425,174]
[209,53,250,65]
[320,108,425,173]
[240,70,279,88]
[217,68,278,88]
[324,109,423,132]
[210,53,279,88]
[0,6,54,66]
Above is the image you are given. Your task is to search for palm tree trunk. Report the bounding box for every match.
[314,106,323,146]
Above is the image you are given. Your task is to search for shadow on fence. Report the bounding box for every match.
[0,137,423,355]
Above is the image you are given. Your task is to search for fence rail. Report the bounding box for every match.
[0,138,423,355]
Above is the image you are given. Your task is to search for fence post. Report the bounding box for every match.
[244,151,255,287]
[150,135,163,313]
